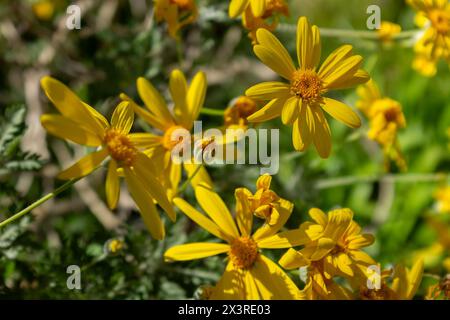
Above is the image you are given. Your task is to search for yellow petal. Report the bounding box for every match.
[137,77,174,127]
[57,149,108,180]
[228,0,248,18]
[40,76,108,136]
[327,69,370,90]
[308,208,327,226]
[210,263,245,300]
[321,55,363,89]
[406,259,424,300]
[120,93,168,131]
[132,153,176,221]
[254,29,296,80]
[246,98,285,123]
[253,198,293,241]
[245,82,291,100]
[128,133,162,148]
[318,45,354,80]
[250,0,265,17]
[310,237,335,260]
[124,168,165,239]
[184,163,213,188]
[164,242,230,262]
[321,97,361,128]
[170,69,189,128]
[297,17,315,69]
[311,25,321,69]
[186,71,207,129]
[250,255,302,300]
[347,234,375,250]
[335,253,354,277]
[173,197,232,242]
[293,101,312,151]
[195,184,240,239]
[41,114,102,147]
[235,188,253,237]
[243,269,260,299]
[168,161,182,198]
[111,101,134,134]
[281,96,299,125]
[106,160,120,209]
[257,228,310,249]
[279,248,309,269]
[311,107,331,158]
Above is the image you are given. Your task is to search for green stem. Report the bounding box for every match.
[0,177,82,228]
[278,24,420,40]
[200,108,225,116]
[177,164,203,195]
[176,39,184,66]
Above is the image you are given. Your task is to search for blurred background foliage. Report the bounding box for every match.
[0,0,449,299]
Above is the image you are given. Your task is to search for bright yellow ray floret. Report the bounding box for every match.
[40,76,175,240]
[164,181,312,299]
[229,0,266,19]
[246,17,370,158]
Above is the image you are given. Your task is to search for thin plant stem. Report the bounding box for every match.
[200,107,225,116]
[0,177,82,228]
[177,164,203,195]
[176,39,184,66]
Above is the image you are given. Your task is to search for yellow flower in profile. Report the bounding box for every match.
[356,80,407,171]
[408,0,450,76]
[223,96,258,131]
[121,70,212,199]
[242,0,289,44]
[40,77,175,240]
[434,185,450,213]
[165,183,309,299]
[154,0,198,39]
[246,17,369,158]
[229,0,266,18]
[358,260,424,300]
[377,21,402,43]
[280,208,375,299]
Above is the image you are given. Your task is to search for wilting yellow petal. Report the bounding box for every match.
[321,97,361,128]
[281,96,299,125]
[173,197,232,242]
[137,77,174,127]
[40,76,108,136]
[57,149,108,180]
[235,188,253,237]
[124,167,165,239]
[251,255,302,300]
[279,248,310,269]
[186,71,207,129]
[256,228,310,249]
[41,114,102,147]
[195,184,240,239]
[164,242,230,262]
[106,160,120,209]
[245,82,291,100]
[228,0,249,18]
[254,29,296,80]
[111,101,134,134]
[247,98,285,122]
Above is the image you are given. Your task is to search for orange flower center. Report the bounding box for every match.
[104,129,137,166]
[429,9,450,34]
[162,125,187,150]
[170,0,193,10]
[228,236,259,269]
[290,69,323,101]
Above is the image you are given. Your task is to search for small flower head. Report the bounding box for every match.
[377,21,402,43]
[154,0,198,39]
[224,96,258,130]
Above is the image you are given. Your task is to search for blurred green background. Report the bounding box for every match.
[0,0,449,299]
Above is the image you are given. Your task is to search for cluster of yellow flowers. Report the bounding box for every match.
[33,0,450,300]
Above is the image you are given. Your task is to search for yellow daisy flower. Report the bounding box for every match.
[120,70,212,199]
[165,183,310,299]
[408,0,450,75]
[279,208,375,299]
[40,76,175,239]
[242,0,289,44]
[154,0,198,39]
[356,80,407,171]
[358,260,424,300]
[246,17,369,158]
